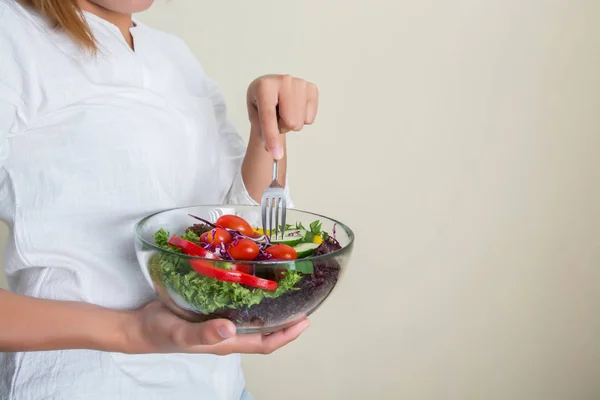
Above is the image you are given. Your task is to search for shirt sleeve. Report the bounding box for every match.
[166,35,294,208]
[0,83,24,165]
[0,8,30,167]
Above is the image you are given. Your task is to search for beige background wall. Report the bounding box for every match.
[2,0,600,399]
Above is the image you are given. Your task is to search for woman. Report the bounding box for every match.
[0,0,318,399]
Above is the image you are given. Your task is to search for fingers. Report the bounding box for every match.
[169,318,311,356]
[225,318,311,355]
[174,318,237,348]
[142,302,310,355]
[256,79,284,160]
[305,82,319,125]
[258,319,311,354]
[251,75,319,160]
[277,75,307,133]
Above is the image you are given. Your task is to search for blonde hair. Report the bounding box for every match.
[20,0,98,52]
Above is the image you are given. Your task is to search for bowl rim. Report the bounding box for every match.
[134,204,355,265]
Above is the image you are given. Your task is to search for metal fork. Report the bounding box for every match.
[261,160,287,240]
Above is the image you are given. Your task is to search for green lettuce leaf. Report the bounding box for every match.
[151,229,304,313]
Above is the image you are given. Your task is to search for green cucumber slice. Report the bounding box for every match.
[271,229,307,246]
[293,242,321,259]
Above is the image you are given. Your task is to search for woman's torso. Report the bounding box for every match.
[0,1,246,399]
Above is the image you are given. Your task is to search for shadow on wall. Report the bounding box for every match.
[0,222,8,289]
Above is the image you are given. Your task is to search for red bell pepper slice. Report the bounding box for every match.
[167,236,271,288]
[189,259,278,291]
[168,235,252,274]
[167,235,219,259]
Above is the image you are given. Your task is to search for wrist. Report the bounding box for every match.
[248,125,287,155]
[248,124,264,144]
[82,305,138,354]
[242,126,288,201]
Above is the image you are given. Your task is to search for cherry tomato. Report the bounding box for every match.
[216,215,254,237]
[206,227,232,247]
[227,238,260,261]
[199,232,209,244]
[265,244,298,260]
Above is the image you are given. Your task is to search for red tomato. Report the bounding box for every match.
[206,228,232,247]
[228,238,260,261]
[266,244,298,260]
[216,215,254,237]
[200,232,209,244]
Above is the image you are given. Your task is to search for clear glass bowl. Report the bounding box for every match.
[134,205,354,334]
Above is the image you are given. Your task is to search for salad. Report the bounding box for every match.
[150,213,342,327]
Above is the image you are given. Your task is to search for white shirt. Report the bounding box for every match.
[0,1,290,399]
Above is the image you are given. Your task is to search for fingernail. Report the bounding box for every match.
[217,325,235,339]
[273,145,284,160]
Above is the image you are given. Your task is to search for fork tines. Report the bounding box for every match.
[261,193,287,241]
[260,160,287,241]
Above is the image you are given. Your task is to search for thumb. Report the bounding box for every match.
[176,319,237,348]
